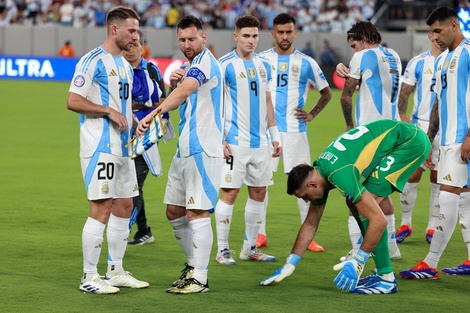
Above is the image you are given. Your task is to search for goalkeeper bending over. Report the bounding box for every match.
[260,119,430,294]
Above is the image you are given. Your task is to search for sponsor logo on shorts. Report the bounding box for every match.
[187,197,195,205]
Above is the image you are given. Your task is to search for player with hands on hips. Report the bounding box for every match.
[261,119,431,294]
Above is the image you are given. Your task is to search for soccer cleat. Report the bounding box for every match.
[79,275,120,294]
[442,259,470,275]
[426,229,434,244]
[128,227,155,245]
[216,248,236,265]
[105,271,149,288]
[307,240,324,252]
[357,271,377,286]
[166,278,209,294]
[396,225,413,243]
[256,233,268,248]
[172,263,195,287]
[351,273,398,294]
[399,261,439,279]
[239,246,276,262]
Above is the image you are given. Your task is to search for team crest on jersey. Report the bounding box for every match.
[450,57,457,69]
[443,60,449,71]
[259,67,266,78]
[119,67,126,79]
[73,75,85,87]
[248,68,256,78]
[292,65,299,74]
[279,62,288,72]
[101,182,109,195]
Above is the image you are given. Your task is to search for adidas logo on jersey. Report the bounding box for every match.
[238,72,247,79]
[109,69,118,77]
[442,174,452,181]
[424,68,433,75]
[219,218,230,224]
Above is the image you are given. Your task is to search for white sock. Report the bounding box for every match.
[427,182,441,230]
[215,199,234,252]
[189,217,212,285]
[259,191,268,235]
[243,198,264,251]
[107,214,130,276]
[82,217,105,279]
[458,192,470,260]
[169,216,194,266]
[386,214,399,252]
[298,198,310,224]
[425,191,460,268]
[400,182,418,225]
[348,215,362,250]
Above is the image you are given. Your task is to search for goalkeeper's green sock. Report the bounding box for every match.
[358,216,393,275]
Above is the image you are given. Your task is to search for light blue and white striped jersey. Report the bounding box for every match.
[176,48,224,158]
[349,46,402,126]
[433,39,470,146]
[402,50,437,126]
[259,48,329,133]
[219,50,272,148]
[69,46,134,158]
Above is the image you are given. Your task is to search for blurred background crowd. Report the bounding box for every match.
[1,0,467,33]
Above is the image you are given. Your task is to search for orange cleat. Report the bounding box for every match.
[256,233,268,248]
[307,240,324,252]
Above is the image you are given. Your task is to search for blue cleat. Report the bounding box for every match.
[400,261,438,279]
[396,225,412,243]
[351,273,398,294]
[442,260,470,275]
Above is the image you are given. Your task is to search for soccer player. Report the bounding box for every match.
[66,7,149,294]
[395,34,445,244]
[136,15,224,294]
[123,30,170,245]
[257,13,331,252]
[400,6,470,279]
[260,119,431,294]
[214,15,281,265]
[336,21,402,261]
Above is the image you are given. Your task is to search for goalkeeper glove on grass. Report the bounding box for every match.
[260,253,300,286]
[333,248,370,291]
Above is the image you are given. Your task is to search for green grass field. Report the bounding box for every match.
[0,80,468,312]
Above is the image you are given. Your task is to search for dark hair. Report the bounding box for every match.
[273,13,296,26]
[235,15,261,31]
[426,6,458,26]
[346,21,381,45]
[177,15,204,31]
[106,6,140,26]
[287,164,314,195]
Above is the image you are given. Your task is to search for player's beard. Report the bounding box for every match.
[117,38,135,53]
[183,47,202,61]
[278,40,292,51]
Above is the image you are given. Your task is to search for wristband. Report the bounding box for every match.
[286,253,301,266]
[354,249,371,264]
[268,126,280,144]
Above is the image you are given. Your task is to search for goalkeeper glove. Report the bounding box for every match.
[260,253,300,286]
[333,248,370,291]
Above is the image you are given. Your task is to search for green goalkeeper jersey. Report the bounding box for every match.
[313,119,430,204]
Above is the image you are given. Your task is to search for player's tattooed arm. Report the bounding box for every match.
[427,99,439,142]
[340,77,358,130]
[398,83,414,123]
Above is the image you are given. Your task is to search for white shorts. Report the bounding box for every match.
[270,132,310,173]
[221,145,273,188]
[164,152,223,210]
[81,152,138,200]
[420,134,440,170]
[437,143,470,187]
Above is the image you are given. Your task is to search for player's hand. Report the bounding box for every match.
[461,136,470,162]
[271,141,282,158]
[136,109,160,137]
[108,108,128,131]
[260,253,300,286]
[294,108,313,123]
[223,142,232,159]
[335,63,349,78]
[424,150,435,170]
[169,68,186,86]
[333,249,370,291]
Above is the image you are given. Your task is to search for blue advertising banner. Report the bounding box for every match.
[0,56,79,81]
